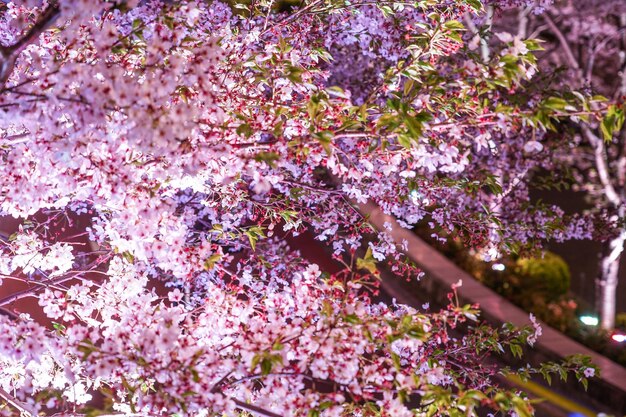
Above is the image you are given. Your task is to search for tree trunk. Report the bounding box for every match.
[597,229,626,329]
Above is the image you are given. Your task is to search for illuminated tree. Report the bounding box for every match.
[489,0,626,328]
[0,1,599,416]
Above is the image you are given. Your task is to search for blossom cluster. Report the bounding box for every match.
[0,0,602,416]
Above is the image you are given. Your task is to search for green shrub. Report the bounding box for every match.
[615,312,626,330]
[514,251,571,302]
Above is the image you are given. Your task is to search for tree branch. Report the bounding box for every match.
[527,23,548,40]
[0,387,35,417]
[261,0,323,36]
[616,13,626,100]
[585,35,615,87]
[0,132,31,146]
[0,255,110,307]
[0,307,18,320]
[582,125,622,207]
[233,399,283,417]
[543,13,582,83]
[517,6,531,39]
[0,3,60,87]
[8,4,61,55]
[464,13,489,62]
[584,39,598,86]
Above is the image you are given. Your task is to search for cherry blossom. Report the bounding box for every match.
[0,0,603,416]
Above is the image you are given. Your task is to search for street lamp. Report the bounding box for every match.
[492,263,506,271]
[579,315,599,326]
[611,333,626,343]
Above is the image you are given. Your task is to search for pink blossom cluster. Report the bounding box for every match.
[0,0,600,415]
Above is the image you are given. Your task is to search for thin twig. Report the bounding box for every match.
[7,4,61,54]
[0,387,35,417]
[582,125,622,207]
[543,13,582,83]
[0,4,60,87]
[0,132,31,146]
[233,399,283,417]
[0,255,111,307]
[260,0,323,36]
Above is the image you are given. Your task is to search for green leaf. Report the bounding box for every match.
[397,134,412,149]
[391,352,402,370]
[162,15,175,30]
[190,367,200,383]
[615,108,625,132]
[510,343,523,359]
[311,48,333,64]
[203,253,222,271]
[52,322,66,333]
[289,187,304,199]
[404,114,423,138]
[247,235,257,252]
[601,116,612,141]
[77,341,95,361]
[254,151,280,167]
[407,325,427,340]
[286,65,303,83]
[236,123,254,138]
[273,120,284,137]
[344,314,361,324]
[111,44,126,55]
[541,96,569,111]
[427,12,441,23]
[313,131,333,154]
[524,39,544,51]
[601,105,625,141]
[512,395,533,417]
[319,401,333,410]
[245,226,266,252]
[233,3,249,11]
[326,86,350,99]
[377,4,394,17]
[581,378,588,391]
[443,20,465,31]
[122,251,135,264]
[250,354,261,373]
[465,0,483,12]
[260,358,273,375]
[356,247,379,275]
[321,300,333,317]
[414,111,433,123]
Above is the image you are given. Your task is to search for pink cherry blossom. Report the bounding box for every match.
[0,0,604,416]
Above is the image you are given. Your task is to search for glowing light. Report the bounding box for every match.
[579,315,599,326]
[492,263,506,271]
[611,333,626,343]
[409,190,430,206]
